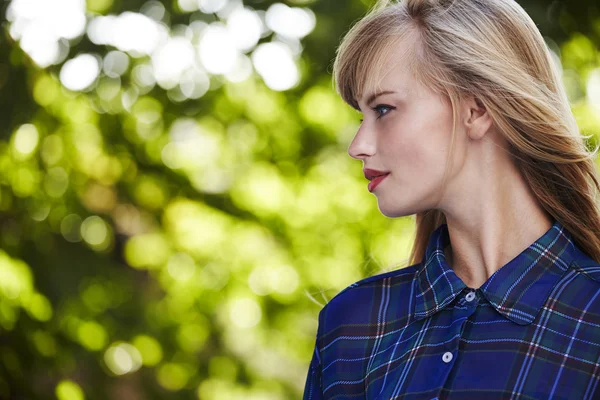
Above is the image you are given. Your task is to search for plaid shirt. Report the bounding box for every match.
[303,220,600,399]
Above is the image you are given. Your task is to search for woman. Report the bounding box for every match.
[303,0,600,398]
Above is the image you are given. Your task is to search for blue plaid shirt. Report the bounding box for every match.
[303,220,600,399]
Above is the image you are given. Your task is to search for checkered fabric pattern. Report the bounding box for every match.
[303,219,600,399]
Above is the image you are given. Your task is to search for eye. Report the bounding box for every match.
[372,104,395,118]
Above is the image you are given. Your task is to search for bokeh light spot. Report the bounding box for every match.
[587,68,600,109]
[27,293,53,321]
[229,297,262,328]
[157,363,193,391]
[177,321,210,352]
[152,37,195,89]
[55,380,85,400]
[167,253,197,282]
[132,335,163,366]
[12,168,38,197]
[61,214,82,243]
[198,23,238,75]
[227,7,262,52]
[87,12,166,55]
[81,283,110,313]
[125,233,171,269]
[103,51,129,78]
[178,0,198,12]
[8,0,86,67]
[77,321,108,351]
[33,74,60,107]
[199,0,228,14]
[81,216,109,248]
[12,124,39,160]
[40,135,64,166]
[60,54,101,91]
[265,3,315,39]
[104,342,143,375]
[252,42,299,91]
[44,167,69,198]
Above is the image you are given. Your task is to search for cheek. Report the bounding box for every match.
[385,119,452,182]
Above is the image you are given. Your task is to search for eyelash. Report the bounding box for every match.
[360,104,396,123]
[373,104,395,118]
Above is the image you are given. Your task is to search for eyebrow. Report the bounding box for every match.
[363,90,397,106]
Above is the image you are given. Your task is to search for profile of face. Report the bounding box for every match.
[348,39,474,218]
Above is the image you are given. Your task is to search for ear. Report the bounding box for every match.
[463,96,493,140]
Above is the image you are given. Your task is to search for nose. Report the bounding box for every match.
[347,124,376,160]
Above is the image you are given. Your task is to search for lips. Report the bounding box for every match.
[367,173,389,192]
[363,168,390,181]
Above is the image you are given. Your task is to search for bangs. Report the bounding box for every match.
[333,7,421,110]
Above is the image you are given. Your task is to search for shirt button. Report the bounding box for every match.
[465,291,476,302]
[442,352,453,363]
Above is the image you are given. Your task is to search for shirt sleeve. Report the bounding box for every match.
[303,308,325,400]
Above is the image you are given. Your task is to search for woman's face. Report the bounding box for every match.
[349,49,465,218]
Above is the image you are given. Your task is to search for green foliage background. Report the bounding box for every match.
[0,0,599,398]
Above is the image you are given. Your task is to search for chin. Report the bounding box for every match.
[377,204,413,218]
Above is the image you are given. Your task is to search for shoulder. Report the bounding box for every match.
[330,264,418,303]
[566,244,600,286]
[318,263,419,329]
[552,250,600,315]
[569,254,600,286]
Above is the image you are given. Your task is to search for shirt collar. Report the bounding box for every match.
[413,219,577,325]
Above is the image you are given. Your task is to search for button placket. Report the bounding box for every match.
[442,352,453,363]
[465,291,476,302]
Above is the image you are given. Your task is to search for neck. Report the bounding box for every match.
[438,140,553,288]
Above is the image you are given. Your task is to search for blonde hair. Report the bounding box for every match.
[333,0,600,267]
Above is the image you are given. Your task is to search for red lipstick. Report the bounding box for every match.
[364,169,390,192]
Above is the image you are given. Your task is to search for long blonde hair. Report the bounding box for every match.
[333,0,600,267]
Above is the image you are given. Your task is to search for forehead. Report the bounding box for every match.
[356,35,420,103]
